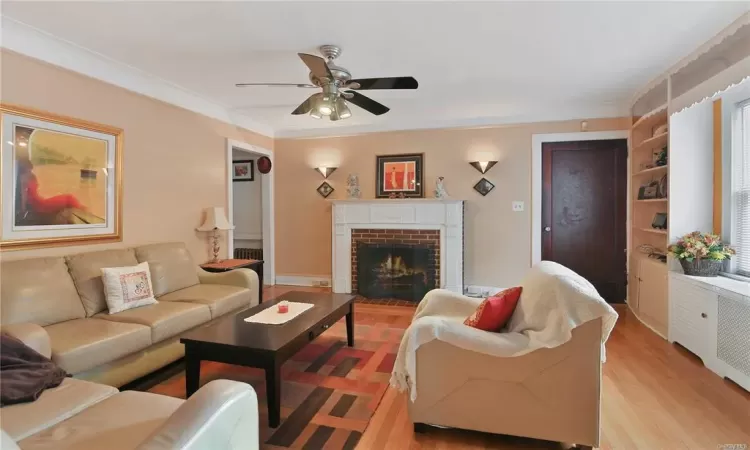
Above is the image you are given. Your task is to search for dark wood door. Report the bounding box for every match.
[542,139,627,303]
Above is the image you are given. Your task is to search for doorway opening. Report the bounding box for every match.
[226,139,274,286]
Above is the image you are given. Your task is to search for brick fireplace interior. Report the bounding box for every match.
[351,229,440,302]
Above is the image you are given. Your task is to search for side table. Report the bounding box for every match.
[200,259,264,304]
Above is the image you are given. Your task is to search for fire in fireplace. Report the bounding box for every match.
[356,242,436,301]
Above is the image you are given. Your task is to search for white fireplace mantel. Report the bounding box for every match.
[331,199,464,295]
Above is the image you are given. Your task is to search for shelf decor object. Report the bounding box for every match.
[658,175,668,198]
[469,161,498,174]
[473,178,495,196]
[651,213,667,230]
[314,166,337,179]
[667,232,735,277]
[317,181,334,198]
[655,146,668,166]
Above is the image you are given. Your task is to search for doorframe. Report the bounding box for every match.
[226,139,275,285]
[531,131,630,265]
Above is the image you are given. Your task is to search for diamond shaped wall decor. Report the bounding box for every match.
[317,181,334,198]
[473,178,495,196]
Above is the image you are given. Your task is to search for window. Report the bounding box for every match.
[731,99,750,276]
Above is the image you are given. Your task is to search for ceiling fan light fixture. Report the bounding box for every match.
[310,109,322,119]
[317,95,333,116]
[336,97,351,119]
[319,105,333,116]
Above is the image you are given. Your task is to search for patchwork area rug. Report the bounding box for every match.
[147,307,409,449]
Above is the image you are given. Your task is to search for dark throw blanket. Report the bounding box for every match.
[1,333,67,407]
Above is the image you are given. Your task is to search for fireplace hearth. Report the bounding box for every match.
[356,242,436,301]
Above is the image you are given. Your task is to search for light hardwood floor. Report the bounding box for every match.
[265,286,750,449]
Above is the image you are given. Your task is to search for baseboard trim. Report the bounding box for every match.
[275,275,332,287]
[625,301,668,340]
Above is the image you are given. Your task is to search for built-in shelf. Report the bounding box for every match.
[636,198,668,203]
[638,227,668,235]
[632,132,668,153]
[632,104,668,131]
[633,165,668,177]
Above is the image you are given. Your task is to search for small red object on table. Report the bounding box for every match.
[277,304,289,314]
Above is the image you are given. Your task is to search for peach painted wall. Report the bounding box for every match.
[275,118,629,287]
[0,50,272,263]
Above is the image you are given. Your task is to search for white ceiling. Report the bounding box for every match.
[2,1,749,138]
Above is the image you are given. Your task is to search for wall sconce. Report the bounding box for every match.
[315,166,337,178]
[469,161,498,174]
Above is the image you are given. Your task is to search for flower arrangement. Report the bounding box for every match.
[668,232,735,277]
[668,232,735,261]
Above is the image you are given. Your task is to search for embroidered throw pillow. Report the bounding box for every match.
[464,287,523,332]
[101,262,158,314]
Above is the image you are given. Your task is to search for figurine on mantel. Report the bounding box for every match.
[435,176,449,199]
[346,174,361,199]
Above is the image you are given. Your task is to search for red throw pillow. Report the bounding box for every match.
[464,287,523,332]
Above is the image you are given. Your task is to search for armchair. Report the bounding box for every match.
[403,262,617,450]
[409,313,602,449]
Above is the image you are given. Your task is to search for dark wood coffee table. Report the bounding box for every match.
[179,291,356,428]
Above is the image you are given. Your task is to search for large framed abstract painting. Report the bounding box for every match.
[375,153,424,198]
[0,104,123,250]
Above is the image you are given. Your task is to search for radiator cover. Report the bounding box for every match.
[717,295,750,378]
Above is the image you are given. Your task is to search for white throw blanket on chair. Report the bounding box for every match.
[390,261,619,401]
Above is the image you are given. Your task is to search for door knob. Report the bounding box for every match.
[544,227,551,232]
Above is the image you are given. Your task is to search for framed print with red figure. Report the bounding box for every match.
[0,103,123,251]
[375,153,424,198]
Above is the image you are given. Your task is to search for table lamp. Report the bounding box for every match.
[196,207,234,263]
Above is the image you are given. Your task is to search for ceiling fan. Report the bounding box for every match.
[236,45,418,121]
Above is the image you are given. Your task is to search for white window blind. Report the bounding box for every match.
[733,100,750,276]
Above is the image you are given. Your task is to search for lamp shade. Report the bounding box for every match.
[196,207,234,231]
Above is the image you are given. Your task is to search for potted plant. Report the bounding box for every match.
[668,231,735,277]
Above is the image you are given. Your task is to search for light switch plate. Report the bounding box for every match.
[512,201,525,212]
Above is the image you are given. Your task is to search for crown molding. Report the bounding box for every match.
[0,16,275,138]
[272,103,628,139]
[629,11,750,107]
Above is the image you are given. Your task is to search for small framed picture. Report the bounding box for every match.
[652,213,668,229]
[317,181,334,198]
[376,153,424,198]
[473,178,495,196]
[233,160,254,182]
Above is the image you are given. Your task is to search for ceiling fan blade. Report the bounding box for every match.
[236,82,317,88]
[291,95,317,115]
[345,91,390,115]
[347,77,418,90]
[298,53,332,80]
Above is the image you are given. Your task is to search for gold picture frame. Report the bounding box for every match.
[0,104,123,251]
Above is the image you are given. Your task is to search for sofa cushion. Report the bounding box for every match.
[65,248,139,316]
[45,319,151,374]
[95,302,210,343]
[0,378,117,441]
[134,242,200,297]
[158,284,251,318]
[18,391,182,450]
[0,258,85,326]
